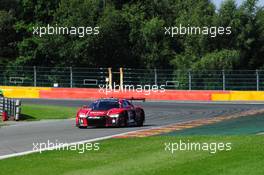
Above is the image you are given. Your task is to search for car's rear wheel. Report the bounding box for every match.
[78,126,87,129]
[136,110,145,127]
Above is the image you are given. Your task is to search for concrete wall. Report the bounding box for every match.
[1,86,264,101]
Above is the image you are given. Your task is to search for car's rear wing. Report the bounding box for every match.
[126,97,146,102]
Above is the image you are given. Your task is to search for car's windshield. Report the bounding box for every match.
[89,101,120,111]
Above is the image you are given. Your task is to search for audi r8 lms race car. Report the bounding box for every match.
[76,98,145,128]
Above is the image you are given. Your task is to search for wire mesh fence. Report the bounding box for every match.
[123,69,264,90]
[0,66,108,88]
[0,66,264,90]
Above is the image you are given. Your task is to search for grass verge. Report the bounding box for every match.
[166,114,264,136]
[21,104,77,120]
[0,136,263,175]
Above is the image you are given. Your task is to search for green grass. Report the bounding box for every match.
[0,136,263,175]
[21,104,77,120]
[167,114,264,136]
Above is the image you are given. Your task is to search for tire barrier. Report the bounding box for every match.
[0,97,21,121]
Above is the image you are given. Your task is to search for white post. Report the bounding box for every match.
[34,66,37,87]
[188,70,192,90]
[256,69,259,91]
[70,67,73,88]
[222,70,226,91]
[15,100,21,121]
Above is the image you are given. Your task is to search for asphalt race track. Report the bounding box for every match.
[1,99,264,158]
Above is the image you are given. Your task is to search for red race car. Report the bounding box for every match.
[76,98,145,128]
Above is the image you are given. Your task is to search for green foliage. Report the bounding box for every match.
[0,0,264,70]
[0,10,17,64]
[141,18,173,68]
[192,49,240,70]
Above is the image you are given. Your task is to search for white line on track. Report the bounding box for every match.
[0,126,157,160]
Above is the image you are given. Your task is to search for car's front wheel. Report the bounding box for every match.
[119,112,128,127]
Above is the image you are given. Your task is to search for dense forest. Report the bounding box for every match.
[0,0,263,70]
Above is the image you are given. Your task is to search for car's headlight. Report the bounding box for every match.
[109,114,119,118]
[79,114,86,118]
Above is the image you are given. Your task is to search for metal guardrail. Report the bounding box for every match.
[0,66,264,90]
[0,97,21,121]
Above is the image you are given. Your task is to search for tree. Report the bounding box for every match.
[192,49,240,70]
[169,0,216,69]
[0,10,17,64]
[236,0,262,68]
[0,0,263,71]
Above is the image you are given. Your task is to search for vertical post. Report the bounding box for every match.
[188,70,192,90]
[120,68,123,90]
[15,100,21,121]
[3,97,5,113]
[70,67,73,88]
[256,69,259,91]
[11,99,14,118]
[154,68,157,86]
[222,70,226,91]
[2,97,5,121]
[108,68,112,90]
[34,66,37,87]
[13,100,15,117]
[2,97,7,121]
[8,98,11,119]
[13,99,15,118]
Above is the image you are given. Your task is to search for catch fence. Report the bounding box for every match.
[0,66,263,90]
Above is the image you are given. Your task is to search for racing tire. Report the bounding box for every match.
[78,126,87,129]
[121,111,128,127]
[136,110,145,127]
